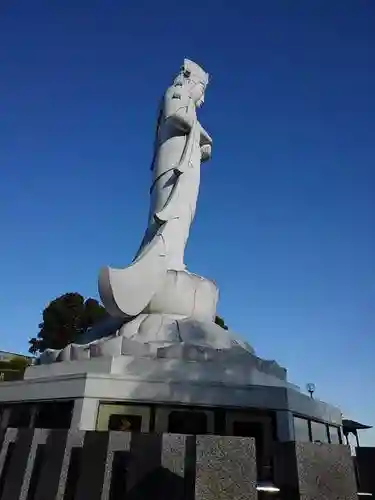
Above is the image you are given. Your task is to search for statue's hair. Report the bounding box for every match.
[173,59,209,89]
[182,59,209,86]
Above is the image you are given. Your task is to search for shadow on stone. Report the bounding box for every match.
[26,444,45,500]
[126,466,187,500]
[0,442,15,500]
[63,447,82,500]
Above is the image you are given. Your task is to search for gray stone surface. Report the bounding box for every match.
[195,435,257,500]
[26,349,293,389]
[126,433,163,495]
[0,429,34,500]
[55,430,85,500]
[75,431,109,500]
[101,431,131,500]
[105,432,188,500]
[295,442,357,500]
[18,429,48,500]
[0,430,361,500]
[0,427,17,481]
[161,433,186,478]
[160,434,188,500]
[275,442,358,500]
[34,430,69,500]
[0,369,342,439]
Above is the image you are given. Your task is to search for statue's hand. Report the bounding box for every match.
[199,125,212,146]
[201,144,212,162]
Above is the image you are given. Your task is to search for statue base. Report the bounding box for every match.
[11,271,339,437]
[143,270,218,320]
[0,300,342,437]
[38,313,257,363]
[0,348,342,436]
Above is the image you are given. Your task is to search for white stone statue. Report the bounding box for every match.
[40,59,262,364]
[138,59,212,270]
[98,59,214,319]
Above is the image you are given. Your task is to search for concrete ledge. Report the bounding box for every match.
[0,370,342,425]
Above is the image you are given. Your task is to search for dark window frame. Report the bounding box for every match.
[310,419,330,444]
[328,425,343,444]
[293,415,312,442]
[108,413,142,432]
[168,410,208,435]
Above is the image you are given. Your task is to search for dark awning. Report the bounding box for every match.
[342,419,372,433]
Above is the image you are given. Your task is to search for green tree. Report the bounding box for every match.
[215,315,228,330]
[29,293,108,354]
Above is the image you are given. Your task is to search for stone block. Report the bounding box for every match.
[195,435,257,500]
[74,431,110,500]
[160,434,189,499]
[54,430,85,500]
[121,337,151,357]
[101,431,131,500]
[57,344,72,362]
[70,344,91,361]
[126,433,163,498]
[122,433,188,500]
[0,428,17,482]
[33,430,69,500]
[274,442,357,500]
[0,429,36,500]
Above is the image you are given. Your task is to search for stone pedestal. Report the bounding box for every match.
[0,351,342,439]
[144,270,218,320]
[274,442,357,500]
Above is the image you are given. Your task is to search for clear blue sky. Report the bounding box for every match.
[1,1,374,442]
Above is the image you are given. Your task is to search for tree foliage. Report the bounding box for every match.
[29,293,228,355]
[215,315,229,330]
[29,293,108,354]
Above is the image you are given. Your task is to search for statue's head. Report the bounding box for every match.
[175,59,209,107]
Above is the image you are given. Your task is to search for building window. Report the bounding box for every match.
[8,404,32,428]
[294,416,311,442]
[168,411,207,434]
[328,426,342,444]
[35,401,73,429]
[97,403,150,432]
[108,414,142,432]
[311,421,329,443]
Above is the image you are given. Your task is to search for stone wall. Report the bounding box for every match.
[0,428,360,500]
[0,429,257,500]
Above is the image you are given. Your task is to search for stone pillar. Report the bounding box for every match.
[275,410,295,442]
[71,398,98,430]
[195,435,257,500]
[274,442,357,500]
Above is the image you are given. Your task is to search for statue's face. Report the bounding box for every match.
[189,79,206,107]
[174,68,207,107]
